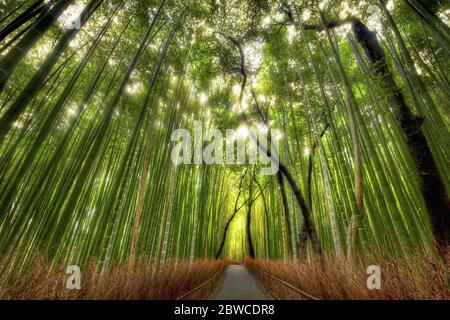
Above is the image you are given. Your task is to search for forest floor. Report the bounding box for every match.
[1,253,448,300]
[0,257,229,300]
[246,252,450,300]
[208,265,272,300]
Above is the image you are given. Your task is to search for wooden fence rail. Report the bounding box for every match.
[262,272,319,300]
[175,268,224,300]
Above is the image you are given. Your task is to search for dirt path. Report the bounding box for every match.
[209,265,272,300]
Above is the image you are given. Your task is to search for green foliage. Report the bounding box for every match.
[0,0,448,273]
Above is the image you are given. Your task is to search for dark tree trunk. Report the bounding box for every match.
[253,176,271,257]
[407,0,449,24]
[216,213,236,260]
[302,121,330,257]
[279,163,323,258]
[297,224,309,259]
[246,180,255,259]
[351,18,450,250]
[216,31,323,260]
[414,0,442,13]
[277,171,293,257]
[0,0,46,43]
[215,170,248,259]
[0,0,71,93]
[287,7,449,252]
[246,211,256,259]
[0,22,33,54]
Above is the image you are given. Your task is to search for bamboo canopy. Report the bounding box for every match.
[0,0,448,274]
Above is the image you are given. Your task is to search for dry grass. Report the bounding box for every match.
[247,251,450,300]
[0,256,230,300]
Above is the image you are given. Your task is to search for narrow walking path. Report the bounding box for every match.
[209,265,272,300]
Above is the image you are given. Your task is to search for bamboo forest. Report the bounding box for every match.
[0,0,448,301]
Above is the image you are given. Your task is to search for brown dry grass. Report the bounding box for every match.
[0,256,230,300]
[246,251,450,300]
